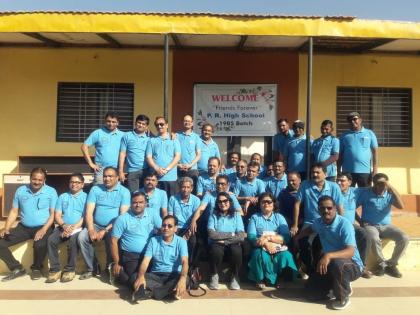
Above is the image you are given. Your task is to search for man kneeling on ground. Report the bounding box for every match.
[110,192,162,289]
[295,196,363,310]
[132,215,189,301]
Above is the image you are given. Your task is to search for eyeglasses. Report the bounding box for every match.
[155,123,165,127]
[217,199,229,204]
[319,206,334,211]
[162,223,174,228]
[261,200,273,205]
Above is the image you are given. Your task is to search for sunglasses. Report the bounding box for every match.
[261,200,273,205]
[162,223,174,228]
[319,206,334,211]
[217,199,229,204]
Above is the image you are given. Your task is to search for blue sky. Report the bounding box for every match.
[0,0,419,22]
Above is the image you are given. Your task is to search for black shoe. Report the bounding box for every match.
[373,267,385,277]
[79,271,93,280]
[385,265,402,278]
[331,296,351,310]
[93,262,101,276]
[131,285,151,302]
[1,267,27,282]
[30,269,42,280]
[361,269,373,279]
[107,263,116,286]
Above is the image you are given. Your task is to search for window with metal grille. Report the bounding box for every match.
[56,82,134,142]
[336,87,412,147]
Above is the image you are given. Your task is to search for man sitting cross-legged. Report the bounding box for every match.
[132,215,189,301]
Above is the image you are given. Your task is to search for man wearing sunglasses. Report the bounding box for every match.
[146,117,181,198]
[133,215,188,301]
[295,196,363,310]
[338,112,378,187]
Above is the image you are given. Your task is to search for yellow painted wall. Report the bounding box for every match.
[299,53,420,194]
[0,48,171,186]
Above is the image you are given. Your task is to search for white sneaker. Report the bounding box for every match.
[229,277,240,290]
[209,274,219,290]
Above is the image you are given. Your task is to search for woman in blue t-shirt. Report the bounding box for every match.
[247,192,298,289]
[207,192,246,290]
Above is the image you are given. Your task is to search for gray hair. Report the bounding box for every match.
[178,176,193,186]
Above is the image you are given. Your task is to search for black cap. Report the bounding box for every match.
[292,120,305,129]
[347,112,361,120]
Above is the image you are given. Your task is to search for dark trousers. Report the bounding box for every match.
[209,242,243,280]
[145,272,181,300]
[126,170,145,193]
[298,234,322,274]
[177,229,198,267]
[117,251,144,289]
[0,223,53,271]
[157,181,178,199]
[350,173,371,187]
[306,258,361,301]
[47,228,79,272]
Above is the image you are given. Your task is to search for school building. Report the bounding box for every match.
[1,11,420,215]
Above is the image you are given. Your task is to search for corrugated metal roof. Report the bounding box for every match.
[0,10,355,20]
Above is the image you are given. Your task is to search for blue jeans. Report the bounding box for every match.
[77,224,112,272]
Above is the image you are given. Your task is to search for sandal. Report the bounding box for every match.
[256,281,266,290]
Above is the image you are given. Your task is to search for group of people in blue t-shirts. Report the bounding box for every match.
[0,111,409,310]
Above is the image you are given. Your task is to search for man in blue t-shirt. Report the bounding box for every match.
[284,120,312,180]
[357,173,409,278]
[196,157,220,198]
[81,111,125,184]
[272,118,294,161]
[146,116,181,198]
[46,173,87,283]
[312,120,340,181]
[224,152,240,175]
[234,161,266,219]
[78,167,131,280]
[0,167,57,281]
[118,114,151,193]
[110,191,161,290]
[176,114,202,191]
[197,122,221,175]
[291,163,344,274]
[265,160,288,199]
[132,215,189,301]
[295,196,362,310]
[338,112,378,187]
[139,171,168,218]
